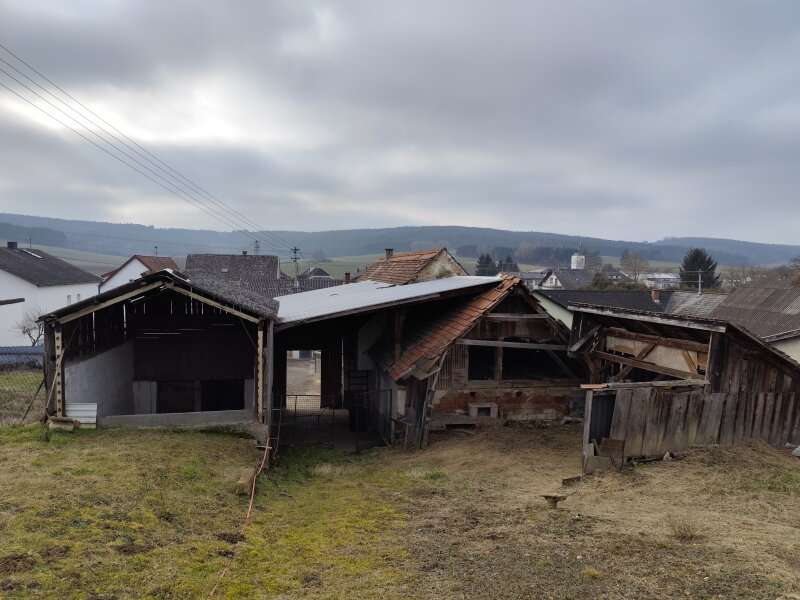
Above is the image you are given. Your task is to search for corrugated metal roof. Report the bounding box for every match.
[711,287,800,338]
[275,276,501,325]
[663,291,729,318]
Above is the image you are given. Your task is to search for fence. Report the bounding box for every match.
[587,386,800,463]
[0,347,45,425]
[274,390,393,451]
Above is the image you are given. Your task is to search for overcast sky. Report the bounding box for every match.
[0,1,799,244]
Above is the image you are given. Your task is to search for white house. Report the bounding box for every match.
[0,241,100,346]
[100,255,179,292]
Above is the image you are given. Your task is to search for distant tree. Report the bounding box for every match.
[620,251,650,282]
[311,249,328,262]
[789,256,800,286]
[492,246,515,261]
[456,244,479,258]
[475,253,499,276]
[680,248,720,290]
[498,255,519,272]
[16,309,43,346]
[590,272,613,289]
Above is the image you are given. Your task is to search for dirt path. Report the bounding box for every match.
[396,424,800,599]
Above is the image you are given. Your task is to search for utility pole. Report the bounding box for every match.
[253,240,260,255]
[154,245,158,257]
[290,246,301,279]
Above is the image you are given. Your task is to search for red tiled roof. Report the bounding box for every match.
[358,248,452,285]
[388,276,521,380]
[101,255,178,280]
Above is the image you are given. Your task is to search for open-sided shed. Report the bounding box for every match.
[40,270,276,431]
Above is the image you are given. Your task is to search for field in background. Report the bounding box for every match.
[1,424,798,598]
[0,240,124,276]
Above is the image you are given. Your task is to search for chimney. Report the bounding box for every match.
[651,289,661,304]
[242,250,248,256]
[385,248,394,260]
[344,272,351,284]
[7,241,18,249]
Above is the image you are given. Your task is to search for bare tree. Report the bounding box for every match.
[620,251,650,282]
[790,256,800,286]
[16,309,44,346]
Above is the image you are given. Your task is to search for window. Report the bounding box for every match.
[66,294,72,305]
[76,293,81,302]
[467,346,496,380]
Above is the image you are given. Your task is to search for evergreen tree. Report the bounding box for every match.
[499,255,519,272]
[680,248,720,290]
[475,253,499,276]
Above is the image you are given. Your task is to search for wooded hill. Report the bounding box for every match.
[1,212,798,266]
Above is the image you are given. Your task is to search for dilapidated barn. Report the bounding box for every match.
[570,304,800,471]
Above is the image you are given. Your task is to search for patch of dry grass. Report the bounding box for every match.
[1,422,798,598]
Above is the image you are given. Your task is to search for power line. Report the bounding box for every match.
[0,41,294,251]
[0,41,296,252]
[0,64,268,248]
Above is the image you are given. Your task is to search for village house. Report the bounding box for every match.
[356,247,467,284]
[0,241,99,346]
[99,254,179,292]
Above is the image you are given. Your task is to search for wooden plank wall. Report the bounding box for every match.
[607,388,800,458]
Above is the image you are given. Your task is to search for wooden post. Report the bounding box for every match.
[54,325,65,417]
[265,320,274,434]
[582,390,594,472]
[256,323,264,423]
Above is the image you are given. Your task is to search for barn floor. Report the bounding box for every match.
[0,424,798,598]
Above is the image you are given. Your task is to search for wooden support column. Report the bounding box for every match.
[256,322,264,423]
[495,345,503,383]
[54,325,64,417]
[265,320,274,432]
[582,390,594,472]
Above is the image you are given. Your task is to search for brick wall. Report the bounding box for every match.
[432,385,582,420]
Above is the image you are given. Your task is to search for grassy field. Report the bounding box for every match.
[0,425,799,598]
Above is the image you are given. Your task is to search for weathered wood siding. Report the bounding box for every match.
[601,388,800,458]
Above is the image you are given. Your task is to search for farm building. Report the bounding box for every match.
[40,270,276,431]
[272,274,583,448]
[570,304,800,471]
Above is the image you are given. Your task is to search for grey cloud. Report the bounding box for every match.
[1,1,800,242]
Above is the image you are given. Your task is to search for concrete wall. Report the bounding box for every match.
[0,270,98,346]
[65,341,135,417]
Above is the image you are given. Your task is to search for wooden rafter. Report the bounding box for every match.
[612,343,656,382]
[594,350,698,380]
